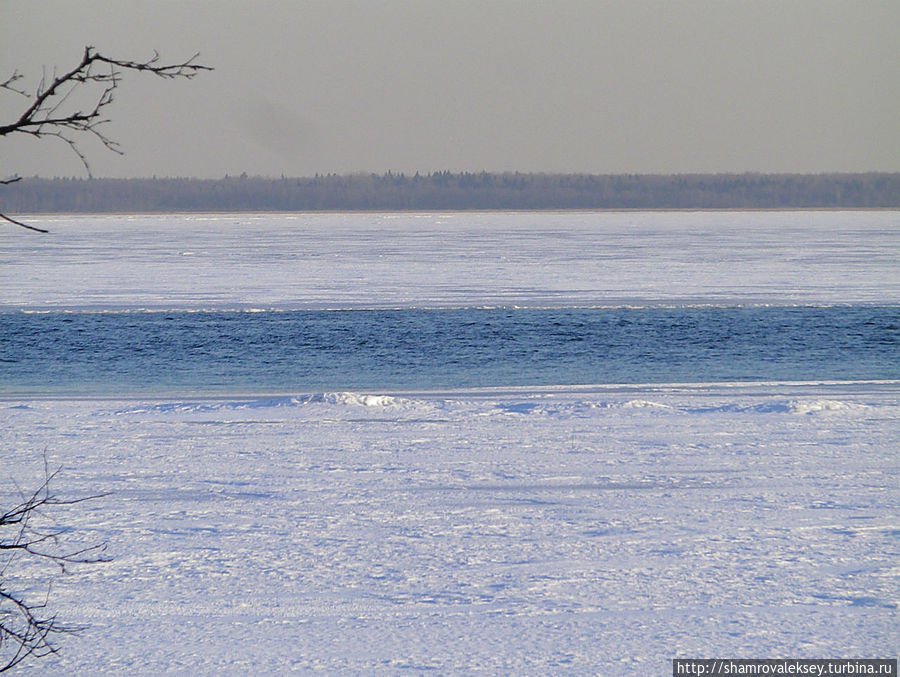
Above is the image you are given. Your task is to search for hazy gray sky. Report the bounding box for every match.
[2,0,898,178]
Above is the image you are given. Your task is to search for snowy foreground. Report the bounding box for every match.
[5,382,898,674]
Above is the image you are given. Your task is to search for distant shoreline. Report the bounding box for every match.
[3,172,899,213]
[11,207,900,217]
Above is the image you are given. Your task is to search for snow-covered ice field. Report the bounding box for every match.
[2,211,898,673]
[4,384,899,674]
[3,210,899,310]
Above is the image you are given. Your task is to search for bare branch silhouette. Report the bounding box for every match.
[1,46,211,232]
[0,458,110,671]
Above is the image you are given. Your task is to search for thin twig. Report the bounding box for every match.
[1,458,109,670]
[0,213,48,233]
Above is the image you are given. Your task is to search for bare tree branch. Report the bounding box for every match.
[0,457,110,671]
[0,46,211,147]
[0,178,46,232]
[0,213,48,234]
[0,46,212,232]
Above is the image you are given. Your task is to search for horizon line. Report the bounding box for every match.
[10,170,900,182]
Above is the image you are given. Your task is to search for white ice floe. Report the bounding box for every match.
[620,399,674,410]
[112,392,413,417]
[108,389,887,422]
[787,399,871,415]
[301,391,405,407]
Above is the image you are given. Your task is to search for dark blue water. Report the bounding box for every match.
[1,306,898,394]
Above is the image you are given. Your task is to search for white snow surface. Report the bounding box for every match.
[2,211,899,310]
[3,382,899,674]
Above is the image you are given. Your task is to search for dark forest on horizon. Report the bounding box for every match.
[3,172,899,213]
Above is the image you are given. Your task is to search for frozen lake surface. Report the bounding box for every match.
[2,210,899,310]
[1,211,898,674]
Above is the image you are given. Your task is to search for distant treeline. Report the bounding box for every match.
[3,172,899,213]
